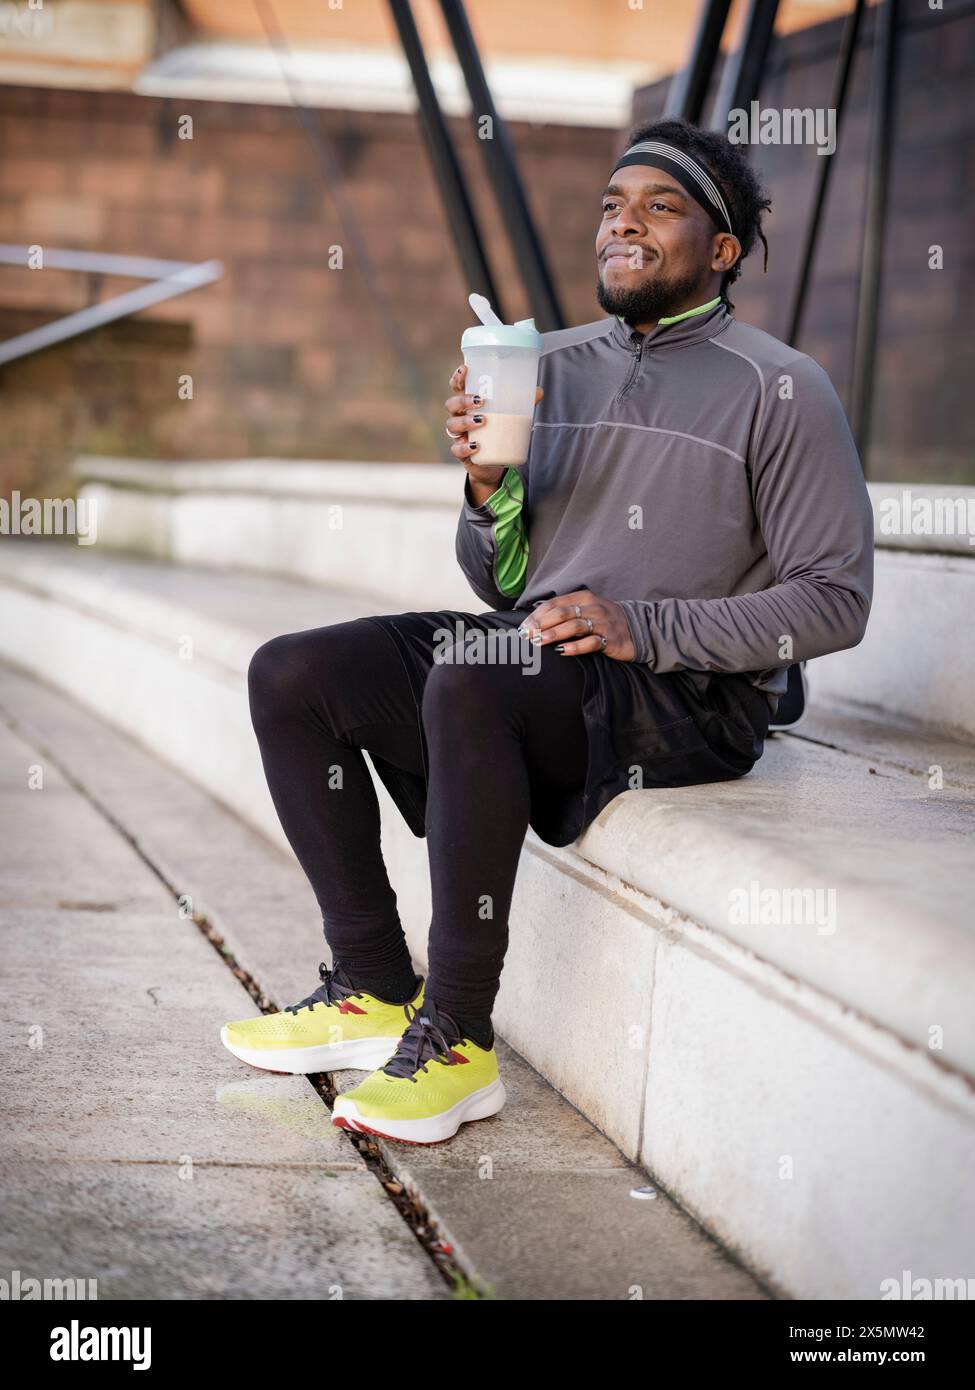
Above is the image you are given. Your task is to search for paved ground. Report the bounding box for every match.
[0,661,769,1300]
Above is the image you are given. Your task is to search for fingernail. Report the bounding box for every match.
[471,395,482,405]
[471,414,483,424]
[554,645,566,653]
[469,440,478,450]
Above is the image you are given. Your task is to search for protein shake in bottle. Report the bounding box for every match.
[461,301,542,467]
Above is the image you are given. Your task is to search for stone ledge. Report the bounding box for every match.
[69,459,975,737]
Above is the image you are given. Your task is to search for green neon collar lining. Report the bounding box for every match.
[616,295,722,329]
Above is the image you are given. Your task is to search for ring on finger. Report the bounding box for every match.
[597,633,608,649]
[583,616,594,634]
[445,424,464,440]
[573,604,582,618]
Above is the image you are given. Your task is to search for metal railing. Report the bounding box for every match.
[0,247,222,367]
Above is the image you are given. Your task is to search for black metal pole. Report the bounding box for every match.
[437,0,565,331]
[386,0,506,323]
[786,0,866,349]
[254,0,446,461]
[665,0,733,124]
[849,0,899,464]
[709,0,780,131]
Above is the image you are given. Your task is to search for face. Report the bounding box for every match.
[595,162,736,323]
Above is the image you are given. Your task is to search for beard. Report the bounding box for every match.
[595,260,707,325]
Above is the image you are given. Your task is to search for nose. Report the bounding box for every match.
[607,197,646,238]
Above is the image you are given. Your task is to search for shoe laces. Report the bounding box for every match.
[382,1001,465,1082]
[285,962,363,1016]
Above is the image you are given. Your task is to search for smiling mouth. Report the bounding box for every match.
[602,250,653,270]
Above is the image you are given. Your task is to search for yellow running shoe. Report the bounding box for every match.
[331,1000,505,1144]
[221,962,423,1074]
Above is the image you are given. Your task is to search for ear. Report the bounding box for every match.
[711,233,742,276]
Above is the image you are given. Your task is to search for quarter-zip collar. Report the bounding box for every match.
[609,295,730,353]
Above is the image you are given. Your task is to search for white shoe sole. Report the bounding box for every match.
[331,1077,506,1144]
[220,1026,400,1074]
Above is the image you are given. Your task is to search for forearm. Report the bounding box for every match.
[617,576,871,674]
[466,469,506,508]
[455,467,529,608]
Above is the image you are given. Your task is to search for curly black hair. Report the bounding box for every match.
[621,116,771,311]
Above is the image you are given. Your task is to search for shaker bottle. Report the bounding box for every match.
[461,314,542,467]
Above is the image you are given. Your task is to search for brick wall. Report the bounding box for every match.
[0,86,616,495]
[2,0,972,498]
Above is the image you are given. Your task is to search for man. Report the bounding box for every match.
[221,118,873,1145]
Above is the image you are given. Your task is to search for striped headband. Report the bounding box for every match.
[612,140,735,238]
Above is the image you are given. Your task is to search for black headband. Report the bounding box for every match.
[612,139,735,239]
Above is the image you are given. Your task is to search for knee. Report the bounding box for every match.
[421,650,511,733]
[248,618,381,724]
[247,632,314,720]
[248,625,343,722]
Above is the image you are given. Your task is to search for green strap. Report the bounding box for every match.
[483,467,529,598]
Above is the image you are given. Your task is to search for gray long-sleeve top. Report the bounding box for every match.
[455,297,874,697]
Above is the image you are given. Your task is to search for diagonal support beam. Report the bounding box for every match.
[666,0,733,124]
[0,246,223,366]
[437,0,564,331]
[387,0,505,322]
[709,0,780,131]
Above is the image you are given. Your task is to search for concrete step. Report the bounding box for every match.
[0,690,449,1301]
[0,661,766,1301]
[1,537,973,1298]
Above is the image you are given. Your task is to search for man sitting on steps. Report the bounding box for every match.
[220,116,874,1146]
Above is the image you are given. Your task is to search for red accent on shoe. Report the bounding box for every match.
[331,1114,454,1146]
[337,1000,367,1014]
[447,1049,470,1064]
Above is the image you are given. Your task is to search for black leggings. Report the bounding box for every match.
[247,613,589,1042]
